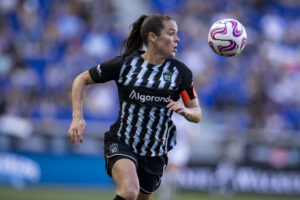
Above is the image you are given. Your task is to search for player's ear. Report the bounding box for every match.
[148,32,157,43]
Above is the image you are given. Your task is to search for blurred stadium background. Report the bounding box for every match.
[1,0,300,199]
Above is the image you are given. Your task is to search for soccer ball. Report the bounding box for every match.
[208,18,247,57]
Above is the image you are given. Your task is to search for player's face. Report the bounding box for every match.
[155,20,180,58]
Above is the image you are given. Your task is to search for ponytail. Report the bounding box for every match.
[121,14,172,56]
[122,15,148,56]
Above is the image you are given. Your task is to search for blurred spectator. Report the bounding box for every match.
[1,0,300,142]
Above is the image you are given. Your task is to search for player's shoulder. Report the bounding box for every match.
[101,55,124,68]
[122,51,140,61]
[104,53,134,67]
[168,57,191,73]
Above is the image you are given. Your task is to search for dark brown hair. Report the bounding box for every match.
[122,14,172,55]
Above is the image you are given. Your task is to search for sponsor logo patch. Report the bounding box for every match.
[129,90,170,103]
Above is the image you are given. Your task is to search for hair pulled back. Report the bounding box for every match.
[122,14,172,55]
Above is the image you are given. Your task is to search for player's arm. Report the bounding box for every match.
[168,64,202,123]
[68,71,94,146]
[68,56,122,146]
[182,97,202,123]
[167,97,202,123]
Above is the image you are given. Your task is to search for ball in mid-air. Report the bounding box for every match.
[208,18,247,57]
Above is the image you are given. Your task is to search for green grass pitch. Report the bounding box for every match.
[0,186,299,200]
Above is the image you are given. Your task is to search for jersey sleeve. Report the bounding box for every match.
[178,66,197,104]
[89,56,123,83]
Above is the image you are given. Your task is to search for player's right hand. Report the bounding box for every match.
[68,118,86,146]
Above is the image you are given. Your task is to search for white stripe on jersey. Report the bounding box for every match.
[164,123,175,153]
[169,132,176,148]
[158,61,171,89]
[131,106,146,152]
[133,60,148,87]
[158,110,172,155]
[149,108,166,156]
[124,58,140,86]
[124,104,135,145]
[146,61,169,88]
[118,57,138,83]
[117,102,127,138]
[140,107,157,156]
[169,66,179,90]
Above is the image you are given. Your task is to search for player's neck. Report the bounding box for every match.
[141,50,165,66]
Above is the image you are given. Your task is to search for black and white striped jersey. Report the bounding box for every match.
[89,51,194,157]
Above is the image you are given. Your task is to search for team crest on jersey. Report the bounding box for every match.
[109,143,118,154]
[163,71,172,82]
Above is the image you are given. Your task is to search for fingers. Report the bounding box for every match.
[73,131,78,146]
[74,131,84,146]
[166,100,176,110]
[167,100,182,112]
[68,129,78,145]
[79,132,83,143]
[79,123,85,143]
[68,130,74,144]
[68,127,84,146]
[169,105,180,112]
[167,100,187,116]
[67,119,86,146]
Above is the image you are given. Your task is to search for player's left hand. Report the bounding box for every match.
[166,99,189,116]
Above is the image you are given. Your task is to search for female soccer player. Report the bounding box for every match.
[68,14,202,200]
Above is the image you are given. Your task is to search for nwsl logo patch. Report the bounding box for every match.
[109,143,118,154]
